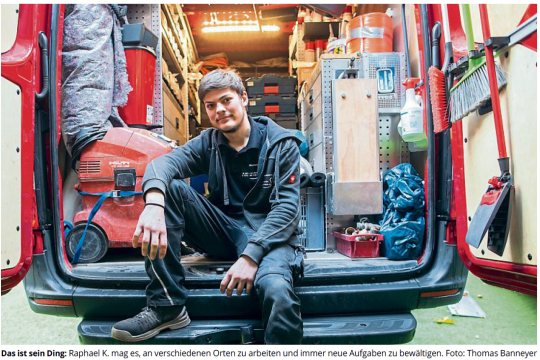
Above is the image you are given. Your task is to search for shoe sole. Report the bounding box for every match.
[111,310,191,343]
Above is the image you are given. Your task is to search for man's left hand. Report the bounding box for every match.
[220,255,258,297]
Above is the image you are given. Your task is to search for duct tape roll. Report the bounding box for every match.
[310,172,326,188]
[300,173,311,188]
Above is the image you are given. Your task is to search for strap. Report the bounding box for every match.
[71,190,142,264]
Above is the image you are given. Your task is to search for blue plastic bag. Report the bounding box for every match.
[380,164,425,260]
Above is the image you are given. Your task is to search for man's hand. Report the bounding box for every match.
[220,255,258,297]
[133,190,168,260]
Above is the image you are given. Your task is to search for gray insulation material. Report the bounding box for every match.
[61,4,132,156]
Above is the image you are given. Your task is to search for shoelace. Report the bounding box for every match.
[133,307,159,326]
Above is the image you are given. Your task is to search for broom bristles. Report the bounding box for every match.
[450,63,507,123]
[428,66,449,134]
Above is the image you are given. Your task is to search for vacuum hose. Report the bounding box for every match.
[109,4,128,24]
[35,32,49,101]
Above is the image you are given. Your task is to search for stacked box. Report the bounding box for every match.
[245,75,299,130]
[246,74,297,98]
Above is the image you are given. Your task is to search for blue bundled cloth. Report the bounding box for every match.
[380,164,425,260]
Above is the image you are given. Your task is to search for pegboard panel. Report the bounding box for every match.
[362,52,406,113]
[379,114,409,176]
[126,5,153,28]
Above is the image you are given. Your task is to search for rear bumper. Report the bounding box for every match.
[79,313,416,345]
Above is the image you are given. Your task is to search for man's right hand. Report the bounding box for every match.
[133,190,168,260]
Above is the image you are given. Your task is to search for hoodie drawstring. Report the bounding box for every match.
[213,133,230,206]
[217,148,230,206]
[274,142,282,204]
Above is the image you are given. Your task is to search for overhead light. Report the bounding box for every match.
[201,25,280,33]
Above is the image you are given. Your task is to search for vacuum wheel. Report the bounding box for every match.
[66,223,108,263]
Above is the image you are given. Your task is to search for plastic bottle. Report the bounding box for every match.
[305,41,315,62]
[399,78,426,142]
[342,6,353,22]
[304,9,312,22]
[315,39,324,61]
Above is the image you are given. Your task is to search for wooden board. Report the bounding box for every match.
[462,44,537,266]
[333,79,379,182]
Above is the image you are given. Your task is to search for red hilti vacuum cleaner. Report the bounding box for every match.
[465,5,513,256]
[67,129,176,263]
[66,23,175,263]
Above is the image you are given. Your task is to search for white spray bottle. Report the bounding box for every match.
[399,78,426,143]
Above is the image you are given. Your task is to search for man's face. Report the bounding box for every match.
[203,88,248,133]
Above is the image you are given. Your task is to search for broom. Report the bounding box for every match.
[449,4,507,123]
[428,5,453,134]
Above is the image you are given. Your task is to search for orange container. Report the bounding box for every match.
[347,12,393,54]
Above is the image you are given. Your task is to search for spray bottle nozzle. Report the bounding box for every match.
[403,78,421,89]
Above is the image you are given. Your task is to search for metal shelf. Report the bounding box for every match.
[302,22,340,41]
[161,32,185,86]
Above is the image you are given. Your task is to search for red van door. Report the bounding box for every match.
[447,4,537,296]
[1,4,50,294]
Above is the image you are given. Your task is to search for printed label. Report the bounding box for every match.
[109,161,130,168]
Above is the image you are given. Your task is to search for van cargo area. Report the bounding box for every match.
[2,3,536,345]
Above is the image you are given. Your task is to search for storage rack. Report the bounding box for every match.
[299,54,409,250]
[159,4,200,144]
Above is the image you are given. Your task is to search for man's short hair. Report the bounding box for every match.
[198,68,245,102]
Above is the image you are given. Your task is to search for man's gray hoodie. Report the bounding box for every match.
[141,116,303,265]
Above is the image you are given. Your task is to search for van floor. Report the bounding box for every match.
[73,248,419,280]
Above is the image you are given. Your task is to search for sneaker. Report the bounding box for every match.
[111,306,190,342]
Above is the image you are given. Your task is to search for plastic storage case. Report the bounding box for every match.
[333,231,384,258]
[248,95,297,116]
[246,75,298,97]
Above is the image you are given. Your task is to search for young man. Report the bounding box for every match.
[112,69,304,344]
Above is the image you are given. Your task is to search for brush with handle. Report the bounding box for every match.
[428,5,453,134]
[449,4,507,123]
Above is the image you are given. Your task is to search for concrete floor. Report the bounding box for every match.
[1,274,536,345]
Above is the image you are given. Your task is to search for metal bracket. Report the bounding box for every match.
[484,36,510,52]
[507,14,537,48]
[468,49,485,59]
[449,56,470,79]
[485,14,537,53]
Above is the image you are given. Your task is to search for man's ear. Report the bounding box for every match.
[241,91,248,107]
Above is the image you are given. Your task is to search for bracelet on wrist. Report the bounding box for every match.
[145,202,165,210]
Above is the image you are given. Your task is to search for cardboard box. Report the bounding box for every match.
[297,65,316,86]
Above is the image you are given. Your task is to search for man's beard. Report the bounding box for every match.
[221,110,246,134]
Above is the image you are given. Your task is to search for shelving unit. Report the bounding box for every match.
[160,3,201,143]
